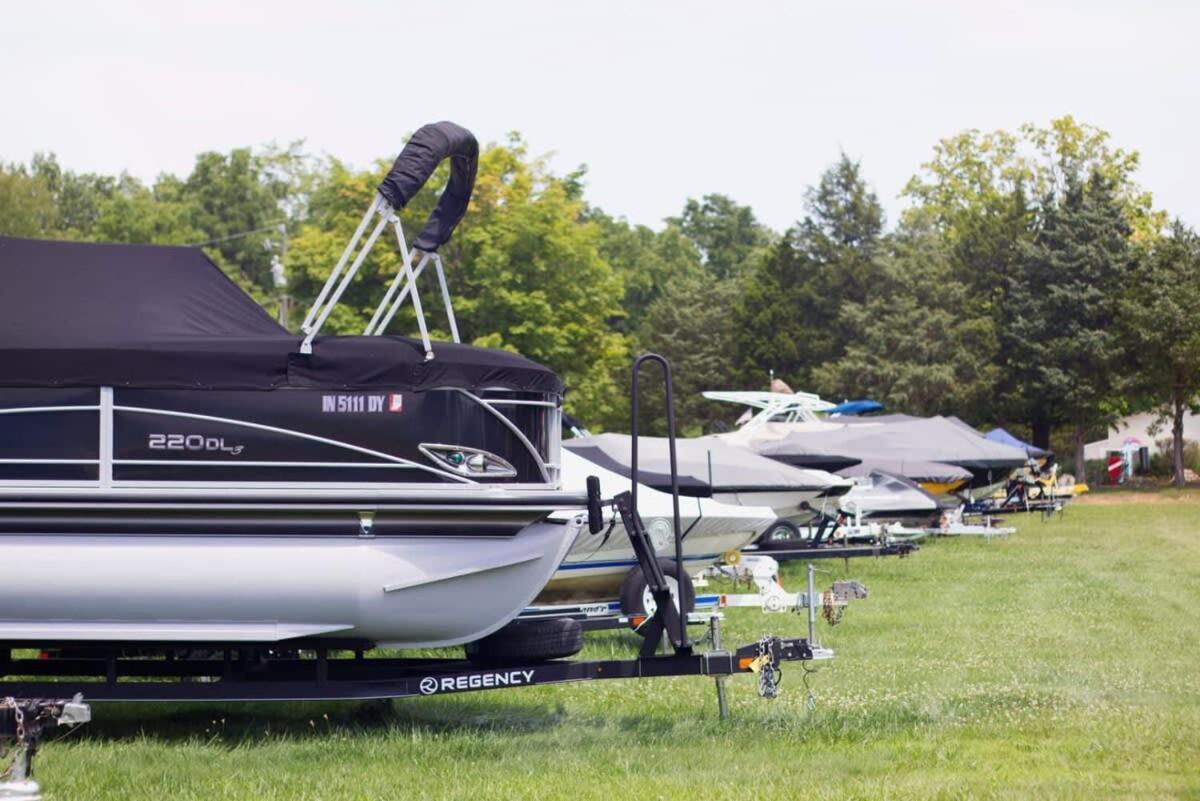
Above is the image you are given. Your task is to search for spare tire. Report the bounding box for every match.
[618,559,696,633]
[465,618,584,666]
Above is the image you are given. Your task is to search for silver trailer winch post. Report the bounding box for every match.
[804,563,817,646]
[711,616,730,720]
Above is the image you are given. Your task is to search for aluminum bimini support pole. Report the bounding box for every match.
[390,220,433,360]
[432,254,461,343]
[358,218,432,359]
[301,195,460,361]
[301,194,384,335]
[365,252,432,335]
[366,246,462,352]
[300,195,392,355]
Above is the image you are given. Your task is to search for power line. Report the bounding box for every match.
[187,220,287,247]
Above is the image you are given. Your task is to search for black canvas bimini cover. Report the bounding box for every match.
[377,121,478,253]
[0,236,561,394]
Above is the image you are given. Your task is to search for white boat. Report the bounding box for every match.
[538,449,775,604]
[565,433,852,525]
[0,123,587,651]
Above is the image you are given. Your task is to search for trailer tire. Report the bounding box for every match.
[464,618,584,666]
[619,559,695,634]
[757,519,802,549]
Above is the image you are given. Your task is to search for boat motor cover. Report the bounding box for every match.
[0,236,561,393]
[565,433,844,497]
[376,121,479,252]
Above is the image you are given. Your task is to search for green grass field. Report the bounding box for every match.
[23,493,1200,800]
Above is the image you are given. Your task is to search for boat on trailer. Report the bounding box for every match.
[538,448,775,605]
[0,122,586,651]
[565,433,852,525]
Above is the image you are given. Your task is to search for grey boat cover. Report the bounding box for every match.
[840,470,939,517]
[565,433,843,498]
[838,458,971,486]
[752,436,862,473]
[0,236,561,393]
[753,416,1026,486]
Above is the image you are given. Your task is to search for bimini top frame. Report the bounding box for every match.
[300,121,478,359]
[702,390,836,431]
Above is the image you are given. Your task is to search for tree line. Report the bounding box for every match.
[3,117,1199,484]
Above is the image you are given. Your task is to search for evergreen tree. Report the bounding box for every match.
[797,153,885,309]
[816,210,999,418]
[1002,172,1134,473]
[636,276,742,435]
[732,154,884,389]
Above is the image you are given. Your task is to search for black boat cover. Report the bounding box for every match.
[377,121,478,253]
[0,236,561,393]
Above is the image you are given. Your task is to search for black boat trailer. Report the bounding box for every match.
[959,488,1066,521]
[0,622,811,704]
[752,541,918,562]
[750,503,920,563]
[1,354,826,794]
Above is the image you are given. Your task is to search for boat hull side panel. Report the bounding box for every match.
[0,520,581,649]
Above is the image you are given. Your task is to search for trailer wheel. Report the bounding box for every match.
[465,618,584,666]
[757,519,802,549]
[619,559,696,633]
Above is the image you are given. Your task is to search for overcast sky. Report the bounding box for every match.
[3,0,1196,232]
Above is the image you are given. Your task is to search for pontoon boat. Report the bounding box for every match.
[0,122,587,650]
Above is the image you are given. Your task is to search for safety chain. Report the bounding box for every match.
[753,636,780,699]
[1,697,26,779]
[2,699,25,748]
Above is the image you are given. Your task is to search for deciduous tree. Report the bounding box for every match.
[1122,220,1200,485]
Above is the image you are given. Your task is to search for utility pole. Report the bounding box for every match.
[271,223,290,328]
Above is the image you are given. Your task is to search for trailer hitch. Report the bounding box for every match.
[1,695,90,801]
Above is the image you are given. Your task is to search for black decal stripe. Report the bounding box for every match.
[0,507,553,537]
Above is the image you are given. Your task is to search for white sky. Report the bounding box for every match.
[2,0,1197,232]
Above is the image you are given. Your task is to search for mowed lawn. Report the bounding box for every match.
[29,493,1200,800]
